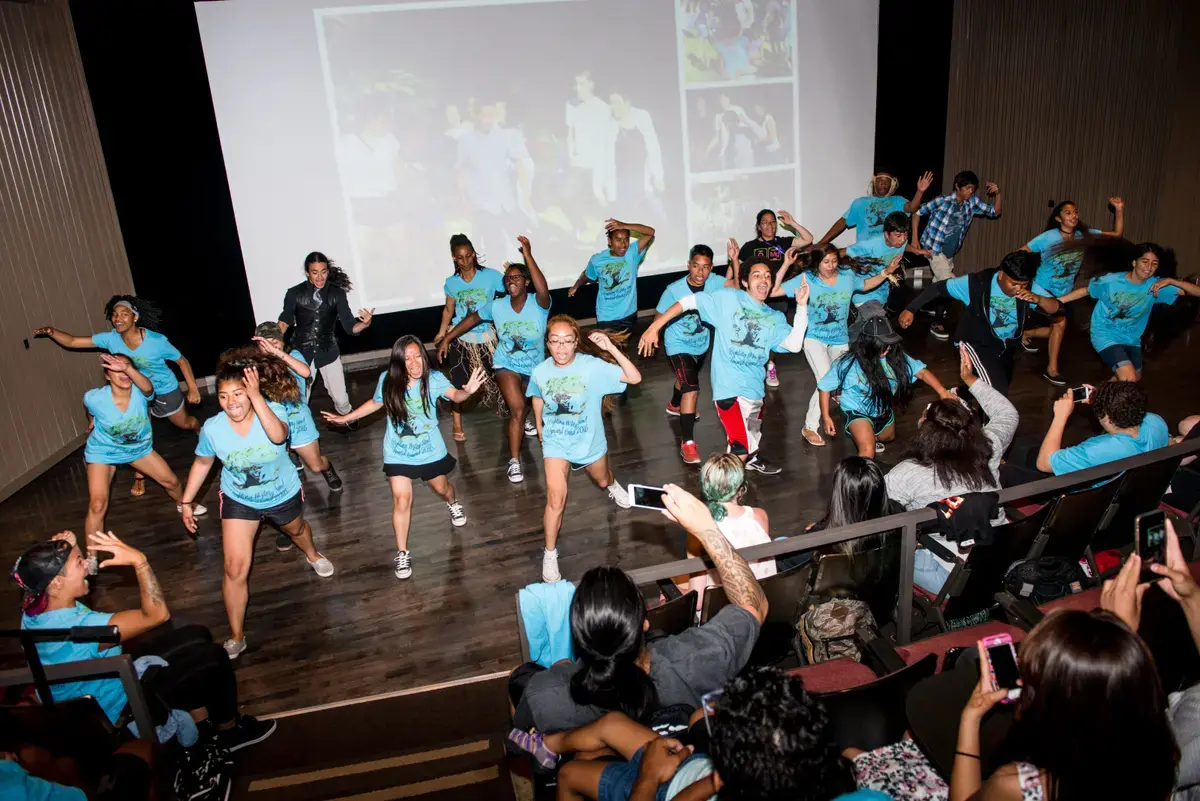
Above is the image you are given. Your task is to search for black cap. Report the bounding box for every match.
[850,301,902,345]
[12,540,70,612]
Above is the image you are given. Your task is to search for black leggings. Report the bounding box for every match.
[130,625,239,725]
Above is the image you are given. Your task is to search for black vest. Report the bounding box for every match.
[287,281,347,358]
[954,267,1028,355]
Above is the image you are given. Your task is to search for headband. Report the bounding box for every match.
[113,300,139,320]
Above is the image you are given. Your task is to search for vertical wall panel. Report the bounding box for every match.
[0,0,134,501]
[1152,3,1200,271]
[941,0,1186,272]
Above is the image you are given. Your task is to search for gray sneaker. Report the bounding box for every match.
[308,554,335,577]
[223,638,247,659]
[542,548,561,583]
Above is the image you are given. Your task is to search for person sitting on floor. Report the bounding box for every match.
[510,485,768,736]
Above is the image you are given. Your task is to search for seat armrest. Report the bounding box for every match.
[656,579,683,602]
[995,591,1045,631]
[855,625,907,676]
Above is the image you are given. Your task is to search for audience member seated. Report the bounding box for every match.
[1001,380,1169,486]
[886,345,1018,594]
[511,486,768,736]
[679,454,775,609]
[1174,414,1199,467]
[13,531,276,795]
[0,738,153,801]
[509,667,888,801]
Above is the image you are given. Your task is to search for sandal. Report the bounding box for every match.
[802,428,826,447]
[452,431,467,442]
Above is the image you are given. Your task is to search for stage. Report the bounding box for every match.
[2,320,1196,716]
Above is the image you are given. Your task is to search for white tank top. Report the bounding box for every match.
[687,506,778,610]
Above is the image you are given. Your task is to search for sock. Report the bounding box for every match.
[681,412,696,442]
[670,385,683,407]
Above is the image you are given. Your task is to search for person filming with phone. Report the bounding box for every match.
[999,379,1170,486]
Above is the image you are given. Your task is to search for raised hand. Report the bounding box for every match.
[777,209,797,228]
[1100,552,1148,631]
[898,310,915,329]
[356,308,375,326]
[916,170,934,192]
[726,238,740,263]
[51,531,78,547]
[253,336,284,358]
[793,275,810,306]
[1052,390,1075,419]
[1151,519,1200,604]
[588,331,615,353]
[242,366,261,398]
[659,483,718,535]
[984,181,1000,196]
[603,218,623,233]
[87,531,147,569]
[637,328,659,358]
[100,354,129,373]
[32,326,55,336]
[517,235,532,257]
[1109,196,1124,210]
[464,366,487,394]
[782,246,801,267]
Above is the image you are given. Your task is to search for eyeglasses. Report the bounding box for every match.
[700,688,723,738]
[547,338,577,346]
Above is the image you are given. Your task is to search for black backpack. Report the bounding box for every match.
[1003,556,1086,605]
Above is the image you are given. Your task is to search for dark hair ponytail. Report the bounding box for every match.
[449,233,484,276]
[569,567,656,721]
[304,251,353,292]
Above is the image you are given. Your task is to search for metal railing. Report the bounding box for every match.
[0,625,156,740]
[625,437,1200,645]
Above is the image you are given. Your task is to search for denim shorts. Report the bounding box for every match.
[598,747,708,801]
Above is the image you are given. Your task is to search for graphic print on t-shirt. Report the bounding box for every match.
[812,290,852,330]
[727,304,780,367]
[539,374,594,443]
[454,286,493,318]
[107,416,149,445]
[1104,290,1151,322]
[989,293,1017,334]
[499,320,544,362]
[222,444,283,491]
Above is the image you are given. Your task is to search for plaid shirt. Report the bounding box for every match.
[916,193,999,257]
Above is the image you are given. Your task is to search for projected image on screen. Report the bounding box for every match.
[691,170,796,246]
[316,0,688,308]
[679,0,795,84]
[687,84,794,173]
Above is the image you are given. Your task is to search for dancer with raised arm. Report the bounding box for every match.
[568,218,656,338]
[432,234,506,441]
[529,319,641,582]
[323,336,485,580]
[35,295,202,497]
[652,243,727,464]
[1057,242,1199,382]
[437,236,550,483]
[83,354,205,540]
[278,252,374,424]
[179,351,335,658]
[1018,197,1124,385]
[639,254,811,474]
[817,168,934,245]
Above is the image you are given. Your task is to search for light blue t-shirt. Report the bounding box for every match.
[279,349,319,447]
[528,353,626,465]
[781,271,864,346]
[1048,412,1170,475]
[0,759,87,801]
[196,402,301,509]
[373,370,455,465]
[21,603,125,724]
[1026,227,1101,298]
[655,274,726,356]
[83,386,153,465]
[445,268,506,344]
[818,353,926,418]
[945,273,1051,342]
[1088,272,1181,351]
[586,239,643,322]
[91,329,182,397]
[845,235,905,306]
[693,288,793,402]
[844,195,907,242]
[479,296,551,375]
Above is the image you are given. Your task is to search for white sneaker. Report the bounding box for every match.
[394,550,412,580]
[542,548,561,583]
[507,458,524,484]
[448,501,467,527]
[765,361,780,388]
[608,481,631,509]
[524,419,538,438]
[178,503,208,516]
[223,638,247,659]
[308,554,335,577]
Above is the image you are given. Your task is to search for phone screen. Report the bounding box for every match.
[987,644,1020,690]
[1070,386,1090,403]
[631,485,668,510]
[1138,511,1167,566]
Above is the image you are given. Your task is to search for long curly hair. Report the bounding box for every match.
[544,315,629,414]
[104,295,163,331]
[216,345,302,405]
[304,251,353,292]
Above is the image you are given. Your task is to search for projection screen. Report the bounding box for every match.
[195,0,880,321]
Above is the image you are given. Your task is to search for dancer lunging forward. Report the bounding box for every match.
[83,354,206,540]
[323,337,485,580]
[36,295,202,497]
[529,318,641,582]
[639,256,811,475]
[180,351,335,658]
[652,243,727,464]
[437,236,551,483]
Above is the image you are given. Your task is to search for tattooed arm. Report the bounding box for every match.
[661,484,768,624]
[89,531,171,640]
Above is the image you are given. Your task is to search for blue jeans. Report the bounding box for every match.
[913,549,951,595]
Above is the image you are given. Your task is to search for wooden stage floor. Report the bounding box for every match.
[2,320,1196,716]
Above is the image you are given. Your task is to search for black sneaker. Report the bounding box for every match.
[276,533,294,552]
[1043,370,1067,386]
[1020,338,1039,353]
[930,323,950,341]
[321,461,343,491]
[288,449,303,472]
[217,715,278,753]
[745,455,781,475]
